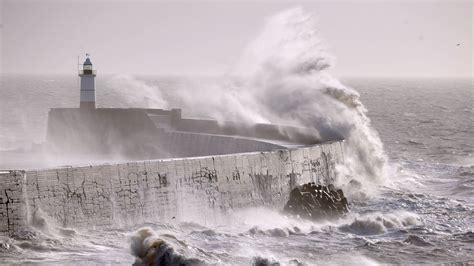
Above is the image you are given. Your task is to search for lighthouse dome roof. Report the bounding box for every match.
[83,57,93,65]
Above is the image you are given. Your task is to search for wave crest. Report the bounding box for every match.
[130,227,204,266]
[339,211,420,235]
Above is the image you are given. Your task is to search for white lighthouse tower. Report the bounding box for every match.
[79,54,96,109]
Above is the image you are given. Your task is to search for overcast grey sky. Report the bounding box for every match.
[1,0,472,78]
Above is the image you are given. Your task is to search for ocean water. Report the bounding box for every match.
[0,74,472,265]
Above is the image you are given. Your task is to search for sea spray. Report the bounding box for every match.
[232,7,388,195]
[105,75,168,109]
[106,8,388,196]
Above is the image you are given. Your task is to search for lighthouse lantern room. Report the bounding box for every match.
[79,54,96,109]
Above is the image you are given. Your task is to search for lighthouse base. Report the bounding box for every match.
[80,102,96,109]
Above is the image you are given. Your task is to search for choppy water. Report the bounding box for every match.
[0,75,473,265]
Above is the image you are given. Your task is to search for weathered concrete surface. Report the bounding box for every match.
[0,171,27,236]
[0,141,344,236]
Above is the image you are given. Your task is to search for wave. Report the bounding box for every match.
[191,207,420,239]
[407,140,425,146]
[452,231,474,243]
[246,227,292,238]
[403,235,433,246]
[338,211,420,236]
[189,229,220,238]
[130,227,205,266]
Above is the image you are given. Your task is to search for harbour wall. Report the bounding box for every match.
[46,108,287,159]
[0,140,344,236]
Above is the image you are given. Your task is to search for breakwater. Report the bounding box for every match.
[0,141,344,236]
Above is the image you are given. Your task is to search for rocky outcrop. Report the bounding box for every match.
[284,183,349,220]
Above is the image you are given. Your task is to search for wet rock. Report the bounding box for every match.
[283,183,349,220]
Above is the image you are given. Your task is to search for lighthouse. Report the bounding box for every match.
[79,54,96,109]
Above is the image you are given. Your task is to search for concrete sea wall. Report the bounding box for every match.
[0,171,27,236]
[46,108,285,159]
[160,131,285,158]
[0,141,344,236]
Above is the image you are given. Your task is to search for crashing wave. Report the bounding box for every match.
[339,211,419,235]
[130,227,204,266]
[114,7,388,196]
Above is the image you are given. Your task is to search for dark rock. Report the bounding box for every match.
[283,183,349,220]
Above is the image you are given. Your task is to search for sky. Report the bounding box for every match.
[0,0,472,78]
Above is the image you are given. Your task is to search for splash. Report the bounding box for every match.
[28,209,78,238]
[232,7,388,193]
[338,211,420,236]
[106,8,388,195]
[129,227,204,265]
[176,8,388,194]
[105,74,168,109]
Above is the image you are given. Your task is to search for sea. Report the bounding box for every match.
[0,75,473,265]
